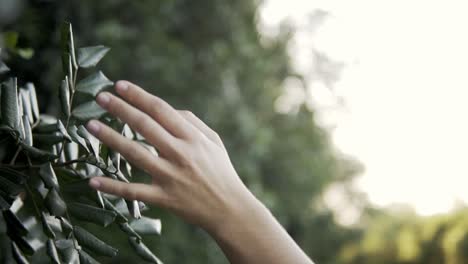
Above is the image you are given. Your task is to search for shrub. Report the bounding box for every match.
[0,22,162,264]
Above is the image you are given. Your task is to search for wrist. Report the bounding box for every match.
[206,184,269,240]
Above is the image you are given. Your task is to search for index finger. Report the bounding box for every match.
[115,81,196,140]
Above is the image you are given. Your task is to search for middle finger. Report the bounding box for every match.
[96,92,178,158]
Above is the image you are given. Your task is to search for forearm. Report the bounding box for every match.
[207,189,314,264]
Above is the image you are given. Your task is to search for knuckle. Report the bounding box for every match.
[102,129,118,146]
[178,149,197,170]
[149,105,164,119]
[124,143,140,161]
[127,89,139,102]
[151,96,165,110]
[179,110,193,117]
[106,96,120,112]
[122,186,137,200]
[211,131,221,140]
[132,114,151,131]
[109,182,122,194]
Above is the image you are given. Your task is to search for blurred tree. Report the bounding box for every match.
[339,206,468,264]
[1,0,362,263]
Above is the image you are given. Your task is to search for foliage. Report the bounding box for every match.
[0,23,163,264]
[339,207,468,264]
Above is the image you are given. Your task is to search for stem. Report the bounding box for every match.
[24,183,41,220]
[56,156,88,167]
[9,146,22,165]
[57,68,78,158]
[25,153,81,249]
[26,154,33,167]
[59,187,80,249]
[0,156,88,170]
[31,118,41,130]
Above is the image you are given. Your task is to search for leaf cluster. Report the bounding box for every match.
[0,22,163,264]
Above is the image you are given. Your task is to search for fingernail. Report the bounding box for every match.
[89,178,101,189]
[115,81,129,93]
[96,92,111,106]
[86,120,101,134]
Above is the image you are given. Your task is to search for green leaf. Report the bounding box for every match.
[41,212,56,239]
[68,125,90,152]
[55,239,79,263]
[129,237,163,264]
[103,198,128,223]
[39,163,59,190]
[0,194,11,210]
[16,48,34,60]
[67,54,74,90]
[123,159,133,178]
[126,200,141,219]
[0,167,27,185]
[59,77,71,117]
[19,89,33,125]
[135,131,145,141]
[25,83,39,122]
[11,242,30,264]
[4,32,18,49]
[122,124,134,139]
[18,111,25,140]
[3,209,28,236]
[77,125,100,157]
[77,45,110,68]
[85,156,107,172]
[130,217,162,235]
[57,120,72,142]
[64,142,79,165]
[119,222,142,240]
[34,123,57,134]
[60,22,77,71]
[73,226,118,257]
[60,218,73,238]
[72,101,106,121]
[45,189,67,217]
[1,78,20,132]
[110,150,121,172]
[68,202,116,227]
[0,173,23,196]
[76,71,113,96]
[33,132,64,144]
[0,188,15,206]
[46,239,60,264]
[20,143,58,161]
[8,234,34,256]
[22,115,33,146]
[79,249,100,264]
[104,168,128,183]
[0,60,9,74]
[63,179,104,208]
[140,142,158,156]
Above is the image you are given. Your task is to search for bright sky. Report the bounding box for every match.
[260,0,468,216]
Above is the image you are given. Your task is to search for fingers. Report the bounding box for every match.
[86,120,172,178]
[114,81,195,139]
[89,177,167,206]
[178,110,225,148]
[95,91,176,156]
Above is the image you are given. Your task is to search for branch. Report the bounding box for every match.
[0,156,88,170]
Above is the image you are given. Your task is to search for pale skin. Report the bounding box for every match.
[86,80,315,264]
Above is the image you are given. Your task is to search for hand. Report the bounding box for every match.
[87,81,314,264]
[86,81,256,232]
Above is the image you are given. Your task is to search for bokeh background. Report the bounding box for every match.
[1,0,468,263]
